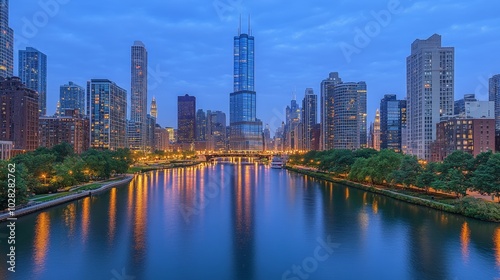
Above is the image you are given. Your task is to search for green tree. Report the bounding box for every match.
[472,153,500,202]
[392,155,422,188]
[51,142,75,162]
[416,162,439,193]
[368,149,403,185]
[437,151,474,198]
[0,161,30,210]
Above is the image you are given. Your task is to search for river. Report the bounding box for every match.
[1,163,499,279]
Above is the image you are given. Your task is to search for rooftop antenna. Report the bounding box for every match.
[238,14,242,35]
[248,14,251,35]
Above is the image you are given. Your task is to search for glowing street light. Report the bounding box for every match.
[41,174,47,185]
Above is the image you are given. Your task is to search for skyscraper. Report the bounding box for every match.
[150,96,157,119]
[60,81,85,117]
[406,34,454,160]
[489,74,500,132]
[380,94,406,152]
[207,110,227,151]
[87,79,127,150]
[196,109,207,141]
[177,94,196,144]
[302,88,317,151]
[0,77,38,151]
[19,47,47,116]
[229,25,263,151]
[0,0,13,78]
[320,72,342,150]
[130,41,148,150]
[373,109,381,151]
[321,72,366,150]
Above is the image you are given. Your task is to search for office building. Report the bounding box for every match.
[229,25,263,151]
[490,74,500,132]
[155,124,170,152]
[87,79,127,150]
[129,41,148,150]
[320,72,343,150]
[0,0,13,78]
[19,47,47,115]
[406,34,454,160]
[302,88,317,150]
[207,110,227,151]
[380,94,406,152]
[177,94,196,144]
[196,109,207,141]
[60,81,85,117]
[150,96,157,118]
[373,109,381,151]
[455,94,477,116]
[0,77,39,151]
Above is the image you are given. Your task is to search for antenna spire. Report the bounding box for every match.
[238,14,242,35]
[248,14,251,35]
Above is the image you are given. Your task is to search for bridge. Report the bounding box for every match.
[202,152,277,162]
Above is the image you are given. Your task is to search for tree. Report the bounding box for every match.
[416,162,439,193]
[51,142,75,162]
[0,161,29,210]
[368,149,403,185]
[437,151,474,198]
[472,153,500,202]
[392,155,422,188]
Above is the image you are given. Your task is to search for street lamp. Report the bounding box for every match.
[41,174,46,185]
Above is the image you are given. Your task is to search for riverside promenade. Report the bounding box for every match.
[0,175,134,222]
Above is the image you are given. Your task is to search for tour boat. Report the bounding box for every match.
[271,156,285,169]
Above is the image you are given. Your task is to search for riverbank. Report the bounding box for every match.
[0,175,133,222]
[128,160,203,173]
[286,165,500,223]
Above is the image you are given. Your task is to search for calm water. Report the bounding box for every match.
[1,163,500,280]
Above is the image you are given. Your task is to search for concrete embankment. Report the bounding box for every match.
[0,175,134,222]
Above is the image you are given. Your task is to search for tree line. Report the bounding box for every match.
[0,143,134,209]
[290,149,500,202]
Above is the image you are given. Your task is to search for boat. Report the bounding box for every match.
[271,156,285,169]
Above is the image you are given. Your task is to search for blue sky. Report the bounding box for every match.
[9,0,500,133]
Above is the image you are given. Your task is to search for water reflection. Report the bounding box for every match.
[460,222,470,262]
[33,212,50,273]
[63,204,76,238]
[108,187,117,243]
[81,197,90,243]
[494,228,500,267]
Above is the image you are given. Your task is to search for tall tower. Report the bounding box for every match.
[320,72,342,150]
[0,0,13,78]
[489,74,500,132]
[406,34,454,160]
[380,94,406,152]
[177,94,196,144]
[19,47,47,116]
[302,88,317,150]
[373,109,381,151]
[60,81,85,117]
[150,96,157,118]
[229,20,263,151]
[130,41,148,150]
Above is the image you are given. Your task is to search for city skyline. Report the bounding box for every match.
[8,0,500,132]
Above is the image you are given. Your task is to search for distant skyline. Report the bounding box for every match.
[9,0,500,132]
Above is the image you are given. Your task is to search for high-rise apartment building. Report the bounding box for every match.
[302,88,317,150]
[0,0,13,78]
[177,94,196,144]
[129,41,148,150]
[60,81,85,117]
[19,47,47,116]
[380,94,406,152]
[489,74,500,132]
[87,79,127,150]
[0,77,39,151]
[455,94,476,116]
[39,109,90,154]
[406,34,454,160]
[229,26,263,151]
[320,72,343,150]
[196,109,207,141]
[207,110,227,151]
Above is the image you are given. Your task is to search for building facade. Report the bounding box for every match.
[0,0,13,78]
[0,77,39,151]
[155,125,170,151]
[129,41,148,150]
[302,88,317,151]
[150,96,157,118]
[380,94,406,152]
[320,72,343,150]
[60,81,85,117]
[39,110,90,154]
[87,79,127,150]
[373,109,381,151]
[229,29,263,151]
[432,118,495,162]
[455,94,476,116]
[19,47,47,116]
[406,34,454,160]
[196,109,207,141]
[177,94,196,144]
[207,110,227,151]
[489,74,500,132]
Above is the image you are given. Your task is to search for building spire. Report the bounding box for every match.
[248,14,251,35]
[238,14,242,35]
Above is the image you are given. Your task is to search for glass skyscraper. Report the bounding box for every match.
[19,47,47,116]
[87,79,127,150]
[177,94,196,144]
[0,0,13,78]
[229,28,263,151]
[380,94,406,152]
[60,81,85,117]
[489,74,500,132]
[129,41,148,150]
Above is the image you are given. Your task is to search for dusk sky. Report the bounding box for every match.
[9,0,500,133]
